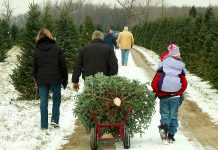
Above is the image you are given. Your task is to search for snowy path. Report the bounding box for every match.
[0,46,214,150]
[0,46,20,105]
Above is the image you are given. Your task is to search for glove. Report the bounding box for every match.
[72,83,79,91]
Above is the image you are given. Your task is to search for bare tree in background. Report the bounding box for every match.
[140,0,156,21]
[1,0,13,21]
[161,0,165,18]
[116,0,155,27]
[116,0,138,27]
[154,0,166,18]
[55,0,83,14]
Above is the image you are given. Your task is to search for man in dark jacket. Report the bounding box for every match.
[33,29,68,130]
[104,28,117,50]
[72,31,118,91]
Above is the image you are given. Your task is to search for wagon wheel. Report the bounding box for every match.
[123,127,130,149]
[90,127,98,150]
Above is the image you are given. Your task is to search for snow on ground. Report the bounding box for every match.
[114,49,203,150]
[0,46,205,150]
[133,45,218,124]
[0,46,78,150]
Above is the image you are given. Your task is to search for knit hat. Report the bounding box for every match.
[167,44,180,57]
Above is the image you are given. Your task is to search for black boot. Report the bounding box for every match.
[159,123,168,140]
[168,133,175,143]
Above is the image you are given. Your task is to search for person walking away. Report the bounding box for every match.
[72,31,118,91]
[160,51,185,106]
[116,26,134,66]
[33,29,68,130]
[151,44,188,143]
[104,28,117,50]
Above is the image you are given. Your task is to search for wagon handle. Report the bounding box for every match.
[89,109,100,125]
[122,108,132,125]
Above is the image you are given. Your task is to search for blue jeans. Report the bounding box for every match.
[179,94,184,106]
[39,84,61,129]
[159,96,180,135]
[121,49,129,66]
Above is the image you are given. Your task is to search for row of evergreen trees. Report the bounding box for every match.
[11,3,101,99]
[0,19,19,62]
[132,7,218,89]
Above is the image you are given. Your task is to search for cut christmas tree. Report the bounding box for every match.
[74,73,156,137]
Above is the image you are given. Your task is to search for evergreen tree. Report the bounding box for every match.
[11,23,19,45]
[0,20,3,61]
[42,1,56,34]
[202,7,217,79]
[1,19,12,49]
[0,19,11,61]
[74,73,156,137]
[131,10,218,90]
[79,24,83,33]
[163,18,177,46]
[11,3,42,99]
[56,12,80,70]
[202,7,216,53]
[209,38,218,89]
[16,28,25,47]
[175,18,192,58]
[80,16,95,46]
[115,24,122,31]
[150,19,168,54]
[186,15,203,72]
[0,20,7,62]
[96,24,103,32]
[132,25,140,45]
[194,7,216,78]
[143,21,158,49]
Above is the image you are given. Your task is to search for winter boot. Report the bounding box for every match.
[51,121,60,129]
[159,123,169,142]
[168,133,175,143]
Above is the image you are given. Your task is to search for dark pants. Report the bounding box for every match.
[39,84,61,129]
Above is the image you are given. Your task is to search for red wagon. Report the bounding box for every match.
[89,108,132,150]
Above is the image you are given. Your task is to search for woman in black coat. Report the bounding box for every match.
[33,29,68,130]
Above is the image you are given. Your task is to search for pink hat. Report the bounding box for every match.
[168,44,180,57]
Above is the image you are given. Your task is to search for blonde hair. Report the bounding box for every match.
[92,31,104,40]
[124,26,128,31]
[35,29,54,42]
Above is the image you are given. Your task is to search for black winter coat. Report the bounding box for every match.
[33,37,68,87]
[72,38,118,83]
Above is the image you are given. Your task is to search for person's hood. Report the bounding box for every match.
[36,37,55,51]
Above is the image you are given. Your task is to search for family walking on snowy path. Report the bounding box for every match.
[33,26,187,144]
